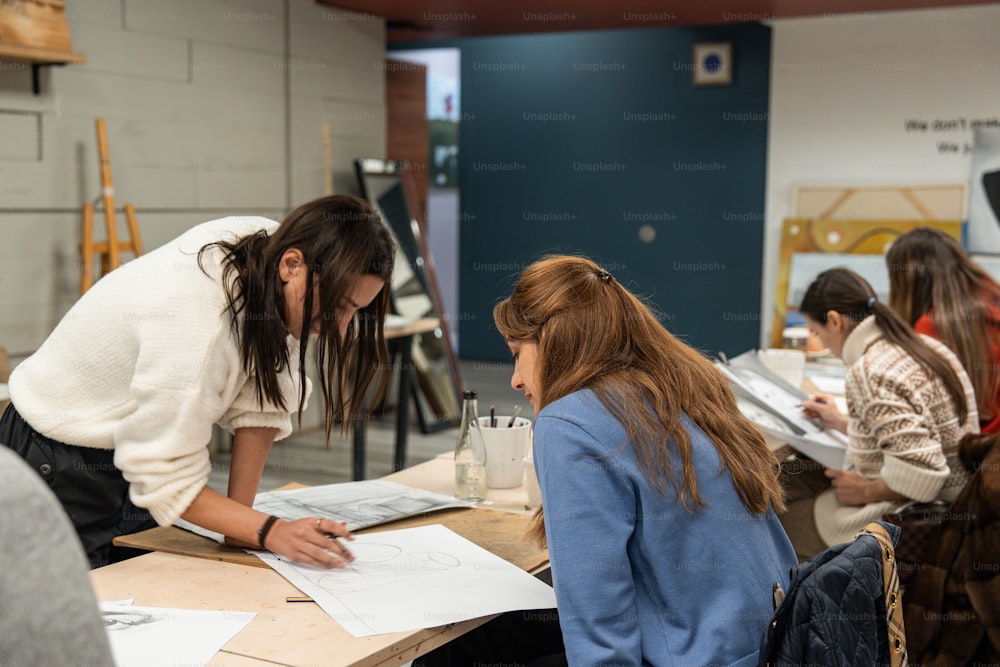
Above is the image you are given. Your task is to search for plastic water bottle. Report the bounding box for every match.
[454,389,487,502]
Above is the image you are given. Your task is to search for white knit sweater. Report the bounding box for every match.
[814,316,977,546]
[9,216,309,526]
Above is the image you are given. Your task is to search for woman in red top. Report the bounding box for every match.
[886,227,1000,433]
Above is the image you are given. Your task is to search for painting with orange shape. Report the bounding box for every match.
[771,218,963,348]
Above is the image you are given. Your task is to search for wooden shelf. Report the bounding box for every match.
[0,43,86,94]
[0,42,85,64]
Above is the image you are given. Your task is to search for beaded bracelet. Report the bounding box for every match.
[257,514,280,550]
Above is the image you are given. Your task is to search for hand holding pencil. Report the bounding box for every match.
[800,393,848,434]
[260,515,355,569]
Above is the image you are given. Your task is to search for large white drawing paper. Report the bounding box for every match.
[99,601,254,667]
[256,524,557,637]
[177,479,472,542]
[717,351,849,469]
[805,373,848,397]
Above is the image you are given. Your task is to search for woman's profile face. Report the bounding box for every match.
[278,248,383,339]
[508,339,541,413]
[803,313,850,360]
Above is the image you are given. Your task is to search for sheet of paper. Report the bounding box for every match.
[806,373,846,395]
[257,524,557,637]
[99,601,254,667]
[177,479,472,542]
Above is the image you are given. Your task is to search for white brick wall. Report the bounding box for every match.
[0,0,387,383]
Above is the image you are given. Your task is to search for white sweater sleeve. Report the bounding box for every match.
[112,324,238,526]
[218,342,312,439]
[114,387,218,526]
[115,332,312,526]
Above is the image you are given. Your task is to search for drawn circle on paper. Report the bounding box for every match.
[426,551,460,567]
[350,543,402,564]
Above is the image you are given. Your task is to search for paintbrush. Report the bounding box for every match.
[508,404,522,427]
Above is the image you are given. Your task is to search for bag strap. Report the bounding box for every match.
[856,522,908,667]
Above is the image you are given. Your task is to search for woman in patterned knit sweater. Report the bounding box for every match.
[779,267,978,560]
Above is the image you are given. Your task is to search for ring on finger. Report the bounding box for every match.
[315,518,322,530]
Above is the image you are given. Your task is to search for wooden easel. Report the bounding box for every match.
[322,121,333,196]
[80,118,143,294]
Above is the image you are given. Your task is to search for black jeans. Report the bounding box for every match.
[413,607,567,667]
[0,403,157,568]
[413,564,566,667]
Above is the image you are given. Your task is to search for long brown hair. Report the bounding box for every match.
[494,256,785,542]
[887,227,1000,420]
[801,267,968,422]
[200,194,396,438]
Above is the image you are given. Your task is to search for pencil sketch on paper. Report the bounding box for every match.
[256,524,558,638]
[98,602,255,667]
[175,479,473,543]
[251,479,469,531]
[102,609,157,631]
[313,542,461,594]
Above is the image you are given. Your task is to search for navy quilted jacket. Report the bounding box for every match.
[757,522,901,667]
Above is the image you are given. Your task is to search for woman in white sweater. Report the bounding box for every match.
[0,194,395,568]
[781,267,977,559]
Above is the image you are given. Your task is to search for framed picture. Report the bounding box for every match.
[692,41,733,86]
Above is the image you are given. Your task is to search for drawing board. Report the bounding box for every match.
[718,351,849,469]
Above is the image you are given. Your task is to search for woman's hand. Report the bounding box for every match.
[184,488,356,569]
[825,469,906,506]
[802,393,848,433]
[263,516,356,569]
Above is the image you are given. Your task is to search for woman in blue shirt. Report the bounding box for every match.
[498,255,795,666]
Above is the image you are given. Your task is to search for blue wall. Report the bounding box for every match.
[399,24,772,361]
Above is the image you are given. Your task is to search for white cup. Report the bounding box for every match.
[758,348,806,389]
[479,416,532,489]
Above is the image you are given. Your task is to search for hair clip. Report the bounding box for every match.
[597,270,612,283]
[867,296,877,310]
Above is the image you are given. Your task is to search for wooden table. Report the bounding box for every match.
[354,317,443,481]
[91,551,499,667]
[96,457,548,666]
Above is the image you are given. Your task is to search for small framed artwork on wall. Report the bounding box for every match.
[692,41,733,86]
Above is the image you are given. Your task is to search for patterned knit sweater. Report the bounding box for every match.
[814,316,978,546]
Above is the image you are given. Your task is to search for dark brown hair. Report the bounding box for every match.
[494,255,785,543]
[887,227,1000,421]
[801,266,968,422]
[200,194,395,438]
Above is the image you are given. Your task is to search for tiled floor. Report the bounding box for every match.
[208,359,526,493]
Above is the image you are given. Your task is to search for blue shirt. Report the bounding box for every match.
[534,389,796,667]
